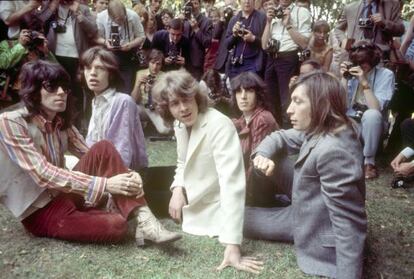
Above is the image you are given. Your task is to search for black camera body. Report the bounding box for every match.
[27,30,45,51]
[110,25,121,48]
[183,1,193,20]
[391,174,414,188]
[352,102,368,122]
[223,6,234,24]
[168,48,180,64]
[358,17,373,28]
[51,21,67,33]
[266,38,280,58]
[343,63,357,80]
[237,23,249,37]
[298,48,311,62]
[271,6,285,19]
[146,74,156,86]
[231,54,244,66]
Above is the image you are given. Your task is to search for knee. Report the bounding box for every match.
[361,109,383,125]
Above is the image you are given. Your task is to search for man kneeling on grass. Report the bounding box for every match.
[0,60,181,245]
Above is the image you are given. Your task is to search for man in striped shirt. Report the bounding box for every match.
[0,60,181,245]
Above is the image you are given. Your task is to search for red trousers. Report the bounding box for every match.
[22,140,146,243]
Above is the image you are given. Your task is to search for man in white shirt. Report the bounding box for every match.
[261,0,311,126]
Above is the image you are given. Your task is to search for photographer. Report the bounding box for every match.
[96,0,145,94]
[224,0,267,79]
[340,40,395,179]
[182,0,213,80]
[0,29,56,102]
[334,0,404,55]
[151,18,190,72]
[261,0,311,126]
[131,49,172,135]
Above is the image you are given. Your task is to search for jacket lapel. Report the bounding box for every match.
[185,111,208,166]
[295,134,321,166]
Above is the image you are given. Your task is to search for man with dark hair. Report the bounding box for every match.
[151,18,190,72]
[334,0,404,55]
[0,60,181,245]
[340,40,395,179]
[81,46,148,172]
[183,0,213,80]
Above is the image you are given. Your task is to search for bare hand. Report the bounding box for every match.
[391,153,407,171]
[18,29,31,46]
[282,8,291,26]
[371,13,384,27]
[243,30,256,43]
[176,55,185,65]
[252,155,275,176]
[120,42,132,52]
[106,172,143,197]
[232,21,242,37]
[217,244,264,274]
[394,162,414,176]
[169,187,187,223]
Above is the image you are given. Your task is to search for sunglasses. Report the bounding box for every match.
[42,81,71,94]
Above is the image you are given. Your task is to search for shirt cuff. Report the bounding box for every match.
[401,147,414,159]
[84,176,106,206]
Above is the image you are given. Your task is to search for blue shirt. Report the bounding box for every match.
[346,66,395,116]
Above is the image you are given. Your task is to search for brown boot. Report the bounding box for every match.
[134,206,181,246]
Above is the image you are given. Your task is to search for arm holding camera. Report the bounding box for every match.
[2,0,41,27]
[282,7,311,50]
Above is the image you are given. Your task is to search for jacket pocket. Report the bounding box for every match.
[319,233,336,248]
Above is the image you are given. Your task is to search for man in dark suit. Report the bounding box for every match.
[183,0,213,80]
[334,0,404,54]
[151,18,191,72]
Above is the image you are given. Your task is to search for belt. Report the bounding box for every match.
[275,50,298,58]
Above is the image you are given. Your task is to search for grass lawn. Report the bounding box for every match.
[0,140,413,279]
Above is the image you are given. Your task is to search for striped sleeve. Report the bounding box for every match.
[0,116,106,206]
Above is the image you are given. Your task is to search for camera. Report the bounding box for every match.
[168,48,180,63]
[266,38,280,58]
[110,25,121,48]
[342,63,357,80]
[146,74,156,86]
[391,174,414,189]
[132,49,147,67]
[51,21,67,33]
[223,6,234,24]
[231,55,244,66]
[352,102,368,122]
[27,30,45,51]
[298,48,311,62]
[270,6,285,19]
[358,17,373,28]
[236,23,249,37]
[183,1,193,20]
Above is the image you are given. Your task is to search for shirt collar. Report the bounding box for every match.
[32,113,64,133]
[93,88,116,105]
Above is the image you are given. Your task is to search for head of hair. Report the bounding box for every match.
[349,40,381,68]
[160,8,174,18]
[19,60,74,129]
[133,4,149,27]
[169,18,184,31]
[148,49,164,64]
[108,0,126,22]
[80,46,123,90]
[290,71,351,135]
[230,71,268,111]
[152,69,209,123]
[300,59,322,72]
[312,20,330,33]
[201,69,224,96]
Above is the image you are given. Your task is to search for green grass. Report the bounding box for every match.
[0,141,413,278]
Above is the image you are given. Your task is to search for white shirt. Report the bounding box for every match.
[88,88,116,142]
[270,4,312,52]
[0,0,28,39]
[54,6,79,58]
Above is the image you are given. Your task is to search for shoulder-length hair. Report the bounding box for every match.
[80,46,123,90]
[151,69,209,123]
[230,71,269,111]
[19,60,74,129]
[290,71,352,136]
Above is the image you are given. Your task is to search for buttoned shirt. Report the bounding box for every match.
[269,4,312,53]
[0,107,106,219]
[89,88,115,143]
[346,66,395,116]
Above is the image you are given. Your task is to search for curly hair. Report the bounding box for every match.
[18,60,74,129]
[151,69,209,123]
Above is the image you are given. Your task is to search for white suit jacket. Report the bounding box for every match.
[171,108,246,244]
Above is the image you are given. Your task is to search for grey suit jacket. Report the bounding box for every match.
[334,0,404,49]
[253,127,367,279]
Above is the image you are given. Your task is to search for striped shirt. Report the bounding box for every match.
[0,108,106,206]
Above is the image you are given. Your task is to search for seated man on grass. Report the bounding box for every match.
[0,60,181,246]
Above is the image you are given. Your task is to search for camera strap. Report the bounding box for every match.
[233,11,254,59]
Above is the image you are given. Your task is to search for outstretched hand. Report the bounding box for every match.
[216,244,264,274]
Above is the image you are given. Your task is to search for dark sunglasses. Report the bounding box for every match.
[42,81,71,94]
